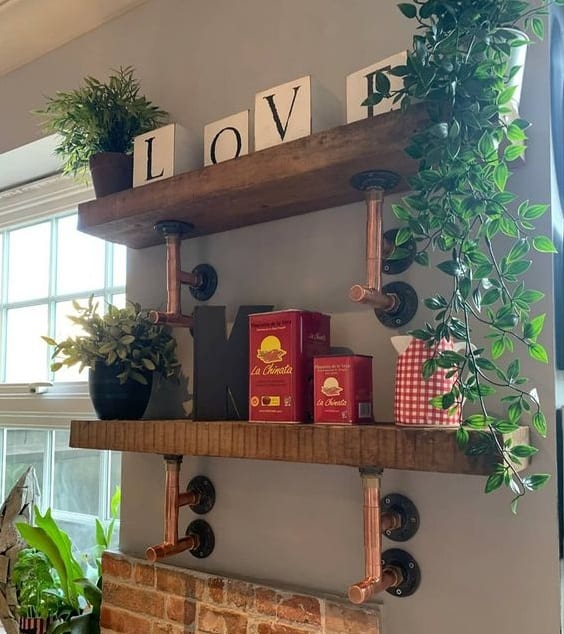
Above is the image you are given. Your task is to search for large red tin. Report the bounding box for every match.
[249,310,330,423]
[313,355,373,424]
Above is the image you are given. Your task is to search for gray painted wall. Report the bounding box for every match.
[0,2,560,632]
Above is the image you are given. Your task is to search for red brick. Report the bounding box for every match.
[198,605,247,634]
[102,553,132,581]
[207,577,225,604]
[324,601,381,634]
[155,566,196,596]
[277,595,321,626]
[134,562,156,587]
[225,579,254,611]
[103,580,165,617]
[256,624,317,634]
[151,620,188,634]
[255,588,280,616]
[166,595,196,625]
[100,605,154,633]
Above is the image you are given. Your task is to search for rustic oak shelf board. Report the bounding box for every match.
[69,420,529,475]
[77,107,427,249]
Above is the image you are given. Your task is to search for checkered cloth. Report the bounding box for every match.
[19,617,54,633]
[394,337,460,427]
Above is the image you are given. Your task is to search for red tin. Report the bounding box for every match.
[249,310,330,423]
[313,355,373,424]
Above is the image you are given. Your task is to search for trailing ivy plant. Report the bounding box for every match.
[367,0,563,511]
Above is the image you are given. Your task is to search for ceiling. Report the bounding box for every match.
[0,0,149,77]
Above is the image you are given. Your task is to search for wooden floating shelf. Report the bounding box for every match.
[77,107,427,249]
[69,420,529,476]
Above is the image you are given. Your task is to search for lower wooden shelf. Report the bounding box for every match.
[69,420,529,475]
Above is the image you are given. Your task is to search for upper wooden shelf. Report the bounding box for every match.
[69,419,529,476]
[77,107,427,249]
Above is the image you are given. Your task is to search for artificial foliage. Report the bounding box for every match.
[43,296,180,386]
[368,0,563,510]
[35,66,167,180]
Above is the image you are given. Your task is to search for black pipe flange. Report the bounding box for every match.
[154,220,195,238]
[350,170,401,192]
[375,281,418,328]
[383,229,416,275]
[189,263,218,301]
[382,548,421,597]
[186,519,215,558]
[187,475,216,514]
[381,493,420,542]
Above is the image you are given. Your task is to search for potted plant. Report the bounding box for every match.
[35,66,167,197]
[366,0,561,510]
[43,296,180,420]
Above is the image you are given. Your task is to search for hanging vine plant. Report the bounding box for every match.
[368,0,562,511]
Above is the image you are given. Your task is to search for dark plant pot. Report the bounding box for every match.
[88,364,153,420]
[19,616,55,634]
[89,152,133,198]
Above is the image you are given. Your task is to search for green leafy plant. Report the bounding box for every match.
[15,488,121,634]
[35,66,167,180]
[367,0,562,511]
[43,296,180,385]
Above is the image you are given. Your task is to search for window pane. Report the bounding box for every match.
[109,451,121,511]
[8,222,50,302]
[5,429,47,498]
[56,215,105,295]
[5,304,49,382]
[113,245,127,287]
[111,293,126,309]
[53,430,100,515]
[53,299,91,382]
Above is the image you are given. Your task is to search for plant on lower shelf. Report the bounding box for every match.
[15,488,120,634]
[366,0,562,510]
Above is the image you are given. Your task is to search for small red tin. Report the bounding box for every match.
[249,310,330,423]
[314,355,373,424]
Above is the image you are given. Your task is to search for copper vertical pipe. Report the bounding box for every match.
[366,189,384,292]
[348,468,404,604]
[146,456,198,562]
[165,232,182,315]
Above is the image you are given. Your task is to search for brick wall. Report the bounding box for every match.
[101,551,382,634]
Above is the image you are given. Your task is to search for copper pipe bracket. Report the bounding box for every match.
[349,171,418,329]
[149,220,218,327]
[381,493,419,541]
[381,549,421,597]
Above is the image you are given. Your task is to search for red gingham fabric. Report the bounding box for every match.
[394,337,460,427]
[19,617,54,634]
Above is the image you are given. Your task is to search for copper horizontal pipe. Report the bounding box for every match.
[349,285,397,310]
[148,310,194,328]
[381,511,402,534]
[178,490,201,507]
[348,566,403,604]
[179,270,202,287]
[146,535,200,563]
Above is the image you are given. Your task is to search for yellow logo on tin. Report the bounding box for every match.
[257,335,287,364]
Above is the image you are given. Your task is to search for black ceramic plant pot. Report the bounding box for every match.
[88,364,152,420]
[89,152,133,198]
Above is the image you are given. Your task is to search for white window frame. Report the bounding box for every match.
[0,169,122,531]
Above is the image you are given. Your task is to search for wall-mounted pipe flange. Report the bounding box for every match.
[186,519,215,558]
[382,229,416,275]
[382,549,421,597]
[187,475,216,514]
[154,220,195,238]
[189,263,218,302]
[381,494,420,542]
[350,170,401,192]
[375,281,418,328]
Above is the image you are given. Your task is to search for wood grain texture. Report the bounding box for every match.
[69,420,530,475]
[77,107,427,249]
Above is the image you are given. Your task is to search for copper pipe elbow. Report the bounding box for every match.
[349,285,397,311]
[148,310,193,328]
[145,535,199,563]
[348,566,403,604]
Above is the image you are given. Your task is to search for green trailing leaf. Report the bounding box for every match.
[485,472,504,493]
[528,342,549,363]
[532,235,558,253]
[532,411,548,437]
[397,2,417,18]
[522,474,551,491]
